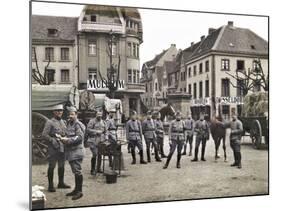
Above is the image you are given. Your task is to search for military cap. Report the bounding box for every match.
[67,106,77,113]
[131,110,137,116]
[146,110,152,115]
[52,104,63,111]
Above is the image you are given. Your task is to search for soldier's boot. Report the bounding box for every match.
[96,155,102,173]
[191,148,199,162]
[163,154,171,169]
[201,146,206,161]
[91,156,96,175]
[230,152,238,166]
[182,144,187,155]
[72,175,83,200]
[131,149,136,165]
[47,168,56,192]
[237,152,242,169]
[66,175,78,196]
[176,154,181,168]
[154,148,162,162]
[146,148,151,163]
[139,150,147,164]
[57,167,71,189]
[160,145,167,158]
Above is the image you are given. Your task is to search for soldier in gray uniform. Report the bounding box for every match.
[86,111,108,175]
[182,114,195,156]
[163,111,185,169]
[126,111,147,164]
[154,112,167,158]
[142,111,162,162]
[59,107,85,200]
[191,113,210,162]
[216,113,243,168]
[42,104,71,192]
[106,113,118,167]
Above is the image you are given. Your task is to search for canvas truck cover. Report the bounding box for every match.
[32,85,79,110]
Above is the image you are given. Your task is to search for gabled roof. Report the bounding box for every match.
[144,50,168,68]
[32,15,77,42]
[215,26,268,55]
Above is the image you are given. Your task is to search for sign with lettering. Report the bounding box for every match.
[87,80,125,91]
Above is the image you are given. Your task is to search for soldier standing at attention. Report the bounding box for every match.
[154,112,167,158]
[86,111,108,175]
[191,113,210,162]
[142,111,162,163]
[216,113,243,168]
[182,114,195,156]
[60,107,85,200]
[42,104,71,192]
[126,111,147,165]
[163,111,185,169]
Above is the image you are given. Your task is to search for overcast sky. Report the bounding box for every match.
[32,1,268,66]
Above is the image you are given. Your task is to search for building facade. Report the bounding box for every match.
[178,21,268,120]
[31,15,78,86]
[141,44,178,110]
[77,5,145,116]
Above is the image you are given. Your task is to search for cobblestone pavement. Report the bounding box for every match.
[32,131,268,209]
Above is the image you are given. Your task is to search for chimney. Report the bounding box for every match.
[228,21,234,27]
[191,42,194,46]
[200,35,205,41]
[208,28,216,35]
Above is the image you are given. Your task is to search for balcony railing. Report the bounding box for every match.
[79,21,124,34]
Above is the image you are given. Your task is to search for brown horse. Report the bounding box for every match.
[210,116,227,161]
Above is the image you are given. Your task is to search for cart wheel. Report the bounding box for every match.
[250,119,262,149]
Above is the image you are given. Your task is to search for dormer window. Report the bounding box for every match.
[250,45,256,50]
[91,15,97,22]
[47,28,58,37]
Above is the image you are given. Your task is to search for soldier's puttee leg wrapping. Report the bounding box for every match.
[47,159,57,191]
[90,143,98,174]
[201,138,207,160]
[135,139,146,163]
[187,135,193,156]
[151,138,161,161]
[193,138,201,160]
[164,141,177,167]
[182,139,187,155]
[69,159,83,193]
[145,139,152,162]
[176,139,183,167]
[57,156,67,188]
[130,141,137,164]
[231,139,241,165]
[230,140,238,164]
[157,136,166,157]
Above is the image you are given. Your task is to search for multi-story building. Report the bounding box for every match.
[77,5,145,116]
[179,21,268,120]
[141,44,178,110]
[31,15,78,86]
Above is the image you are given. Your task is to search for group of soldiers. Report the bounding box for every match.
[41,104,243,200]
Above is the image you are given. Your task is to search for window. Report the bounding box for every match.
[60,48,69,61]
[184,87,186,92]
[237,60,245,71]
[47,28,58,37]
[46,69,55,83]
[150,83,152,92]
[136,44,139,58]
[133,43,136,57]
[128,69,132,83]
[188,67,191,77]
[133,69,137,83]
[136,70,140,83]
[61,69,70,82]
[127,42,132,56]
[45,47,54,61]
[188,84,192,94]
[88,41,97,56]
[193,65,197,76]
[199,63,203,74]
[88,68,97,80]
[32,47,36,60]
[193,83,197,99]
[199,81,203,98]
[145,84,148,92]
[126,19,129,27]
[111,42,117,56]
[155,82,158,91]
[130,21,133,28]
[205,80,209,97]
[221,78,230,97]
[222,105,230,120]
[221,59,230,70]
[90,15,97,22]
[237,79,245,96]
[205,60,209,72]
